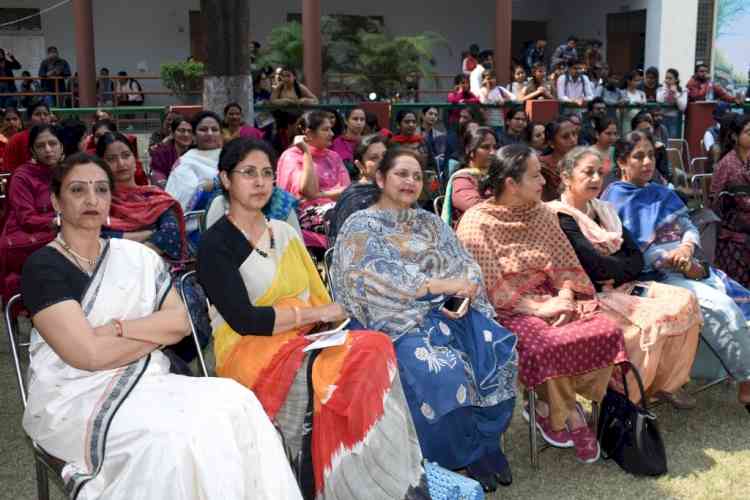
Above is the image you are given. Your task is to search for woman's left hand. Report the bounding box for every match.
[455,281,479,301]
[667,243,694,271]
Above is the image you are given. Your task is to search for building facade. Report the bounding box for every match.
[2,0,707,105]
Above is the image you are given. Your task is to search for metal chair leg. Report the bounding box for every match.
[528,388,539,468]
[591,401,599,434]
[35,459,50,500]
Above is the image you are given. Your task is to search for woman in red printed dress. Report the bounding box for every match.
[457,144,627,465]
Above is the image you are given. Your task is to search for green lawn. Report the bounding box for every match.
[2,319,749,500]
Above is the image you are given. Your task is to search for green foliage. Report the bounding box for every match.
[160,59,205,97]
[255,21,304,72]
[350,31,447,98]
[716,0,748,37]
[256,17,448,99]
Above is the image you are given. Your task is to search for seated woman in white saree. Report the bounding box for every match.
[20,153,301,500]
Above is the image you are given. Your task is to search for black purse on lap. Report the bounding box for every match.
[597,361,667,476]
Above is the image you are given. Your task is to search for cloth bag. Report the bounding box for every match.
[597,361,668,476]
[423,461,484,500]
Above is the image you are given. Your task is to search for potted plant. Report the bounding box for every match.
[160,59,205,104]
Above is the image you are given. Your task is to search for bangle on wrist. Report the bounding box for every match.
[293,306,302,327]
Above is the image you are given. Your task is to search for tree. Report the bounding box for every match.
[256,18,447,100]
[350,31,447,99]
[716,0,749,37]
[200,0,253,117]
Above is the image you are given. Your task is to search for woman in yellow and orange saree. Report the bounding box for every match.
[197,138,430,500]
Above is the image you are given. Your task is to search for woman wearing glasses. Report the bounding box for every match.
[197,138,430,500]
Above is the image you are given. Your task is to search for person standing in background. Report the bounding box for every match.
[0,49,21,109]
[38,46,71,107]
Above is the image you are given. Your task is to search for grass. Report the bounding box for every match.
[2,319,749,500]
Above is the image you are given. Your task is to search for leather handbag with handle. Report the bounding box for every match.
[597,361,668,476]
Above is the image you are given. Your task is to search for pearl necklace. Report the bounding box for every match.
[227,214,275,258]
[55,234,102,272]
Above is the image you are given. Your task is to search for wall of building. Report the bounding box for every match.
[0,0,697,105]
[547,0,698,80]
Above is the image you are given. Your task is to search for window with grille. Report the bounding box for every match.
[695,0,715,67]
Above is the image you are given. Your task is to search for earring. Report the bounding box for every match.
[55,212,61,227]
[106,215,111,226]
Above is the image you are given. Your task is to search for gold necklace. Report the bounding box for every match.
[55,235,102,271]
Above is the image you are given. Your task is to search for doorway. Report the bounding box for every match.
[606,9,647,76]
[189,10,208,63]
[512,21,548,66]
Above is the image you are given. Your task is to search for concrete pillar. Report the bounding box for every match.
[644,0,699,81]
[495,0,512,86]
[72,0,96,107]
[302,0,322,97]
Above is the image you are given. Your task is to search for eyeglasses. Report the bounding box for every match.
[231,166,275,179]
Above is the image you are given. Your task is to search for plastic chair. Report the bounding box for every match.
[4,294,66,499]
[177,271,209,377]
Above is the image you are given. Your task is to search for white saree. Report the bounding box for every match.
[22,239,301,500]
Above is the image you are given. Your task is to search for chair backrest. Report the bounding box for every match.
[178,271,209,377]
[666,148,684,172]
[323,247,336,298]
[4,294,28,407]
[690,173,713,209]
[184,209,206,234]
[689,157,710,175]
[433,195,445,216]
[204,193,228,230]
[0,172,10,200]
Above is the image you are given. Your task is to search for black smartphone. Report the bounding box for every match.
[630,285,648,297]
[443,296,469,314]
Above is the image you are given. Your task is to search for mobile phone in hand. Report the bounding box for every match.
[443,296,470,316]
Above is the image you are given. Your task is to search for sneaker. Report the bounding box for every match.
[567,405,600,464]
[522,404,574,448]
[568,424,600,463]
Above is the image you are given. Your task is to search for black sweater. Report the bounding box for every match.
[558,213,644,291]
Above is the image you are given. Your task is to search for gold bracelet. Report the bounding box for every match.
[293,306,302,327]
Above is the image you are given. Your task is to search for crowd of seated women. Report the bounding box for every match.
[7,96,750,499]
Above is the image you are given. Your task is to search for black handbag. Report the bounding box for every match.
[597,361,668,476]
